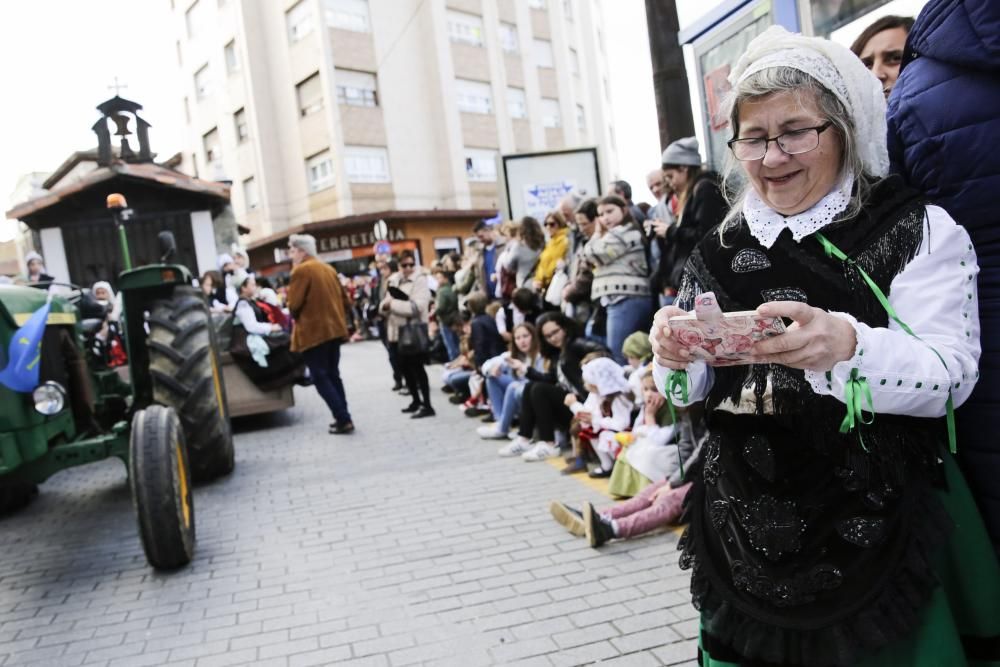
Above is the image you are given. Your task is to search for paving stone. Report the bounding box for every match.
[0,343,697,666]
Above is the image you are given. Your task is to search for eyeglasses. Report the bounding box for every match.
[727,122,833,161]
[400,262,415,268]
[542,327,562,340]
[543,222,558,228]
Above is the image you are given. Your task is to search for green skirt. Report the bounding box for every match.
[698,453,1000,667]
[608,458,653,498]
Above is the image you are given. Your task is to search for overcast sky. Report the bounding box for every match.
[0,0,923,240]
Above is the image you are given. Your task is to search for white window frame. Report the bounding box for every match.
[335,69,378,107]
[455,78,493,115]
[528,0,546,9]
[447,10,484,47]
[224,39,240,74]
[576,104,585,130]
[465,149,498,182]
[234,108,249,143]
[185,0,204,39]
[533,39,554,68]
[306,151,336,192]
[506,87,527,119]
[498,22,519,53]
[243,176,259,210]
[323,0,370,33]
[194,63,211,100]
[297,73,324,117]
[569,47,579,75]
[286,1,314,43]
[202,127,220,165]
[541,98,561,128]
[563,0,573,21]
[344,145,391,183]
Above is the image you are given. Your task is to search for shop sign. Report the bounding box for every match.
[317,228,404,252]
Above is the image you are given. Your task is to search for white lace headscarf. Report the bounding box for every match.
[728,26,889,178]
[581,357,629,397]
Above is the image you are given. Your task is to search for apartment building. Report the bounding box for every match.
[170,0,619,245]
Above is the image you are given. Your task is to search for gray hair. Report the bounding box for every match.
[288,233,317,257]
[718,66,868,237]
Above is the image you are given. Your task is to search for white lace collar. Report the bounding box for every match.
[743,171,854,248]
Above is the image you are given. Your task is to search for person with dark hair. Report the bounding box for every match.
[498,217,544,291]
[655,137,727,305]
[466,291,506,379]
[498,312,608,461]
[382,250,435,419]
[472,219,506,301]
[432,267,461,361]
[563,198,599,328]
[533,210,570,299]
[850,15,914,100]
[886,0,1000,553]
[582,195,652,364]
[607,180,646,224]
[376,259,405,391]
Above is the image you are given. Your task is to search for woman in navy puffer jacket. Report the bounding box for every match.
[886,0,1000,551]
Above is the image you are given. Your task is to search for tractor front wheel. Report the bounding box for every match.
[147,287,234,482]
[129,405,195,570]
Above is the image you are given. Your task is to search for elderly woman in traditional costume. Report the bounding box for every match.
[650,26,1000,667]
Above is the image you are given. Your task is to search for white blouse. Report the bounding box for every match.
[653,203,981,419]
[235,300,275,336]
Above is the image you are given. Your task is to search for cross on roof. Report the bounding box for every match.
[107,76,128,96]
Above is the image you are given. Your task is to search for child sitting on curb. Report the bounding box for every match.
[562,356,632,477]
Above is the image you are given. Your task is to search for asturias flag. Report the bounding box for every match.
[0,299,51,393]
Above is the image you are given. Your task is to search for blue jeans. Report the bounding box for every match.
[444,369,472,395]
[485,372,526,435]
[302,339,352,424]
[606,296,654,365]
[440,324,460,362]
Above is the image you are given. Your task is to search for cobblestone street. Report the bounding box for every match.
[0,341,697,666]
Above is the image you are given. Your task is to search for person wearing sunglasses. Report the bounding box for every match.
[381,250,435,419]
[532,210,570,301]
[649,26,997,667]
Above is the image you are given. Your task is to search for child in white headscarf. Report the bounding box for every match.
[91,281,122,322]
[563,355,633,477]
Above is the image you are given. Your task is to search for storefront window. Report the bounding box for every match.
[810,0,893,36]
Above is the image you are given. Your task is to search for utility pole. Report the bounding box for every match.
[645,0,695,152]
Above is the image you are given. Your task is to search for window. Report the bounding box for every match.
[286,1,314,42]
[335,69,378,107]
[455,79,493,115]
[224,40,240,74]
[306,151,336,192]
[296,73,324,117]
[569,47,579,75]
[563,0,573,20]
[202,127,220,165]
[175,40,182,66]
[185,0,204,38]
[465,149,498,182]
[234,108,248,143]
[194,64,211,99]
[243,176,259,209]
[533,39,554,68]
[447,10,484,47]
[576,104,585,130]
[541,98,561,128]
[506,87,527,119]
[344,146,390,183]
[324,0,370,32]
[499,22,518,54]
[183,97,190,123]
[528,0,546,8]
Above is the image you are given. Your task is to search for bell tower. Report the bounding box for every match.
[92,95,153,166]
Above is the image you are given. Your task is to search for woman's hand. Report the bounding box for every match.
[751,302,857,371]
[563,393,578,407]
[271,324,282,333]
[533,279,544,292]
[650,305,693,369]
[508,358,525,374]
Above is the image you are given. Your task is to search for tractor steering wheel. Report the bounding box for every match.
[25,281,86,306]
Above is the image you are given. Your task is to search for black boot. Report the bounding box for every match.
[411,406,436,419]
[549,501,585,537]
[401,402,421,413]
[584,502,615,548]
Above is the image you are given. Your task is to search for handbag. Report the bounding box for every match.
[544,268,569,307]
[397,303,430,356]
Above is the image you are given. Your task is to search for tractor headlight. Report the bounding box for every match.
[32,382,66,416]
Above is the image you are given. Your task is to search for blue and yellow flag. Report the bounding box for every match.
[0,299,51,393]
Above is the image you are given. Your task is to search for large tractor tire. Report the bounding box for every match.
[129,405,195,569]
[147,286,234,482]
[0,478,38,516]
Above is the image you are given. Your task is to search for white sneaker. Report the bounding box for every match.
[522,442,559,462]
[478,425,508,440]
[498,437,532,457]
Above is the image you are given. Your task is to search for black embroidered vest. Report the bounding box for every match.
[676,176,952,666]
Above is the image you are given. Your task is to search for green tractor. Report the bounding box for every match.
[0,194,233,569]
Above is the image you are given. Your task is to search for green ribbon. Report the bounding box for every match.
[840,368,875,451]
[665,370,689,479]
[816,232,958,454]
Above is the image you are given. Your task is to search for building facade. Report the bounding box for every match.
[169,0,619,244]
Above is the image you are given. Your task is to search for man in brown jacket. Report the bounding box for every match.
[286,234,355,434]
